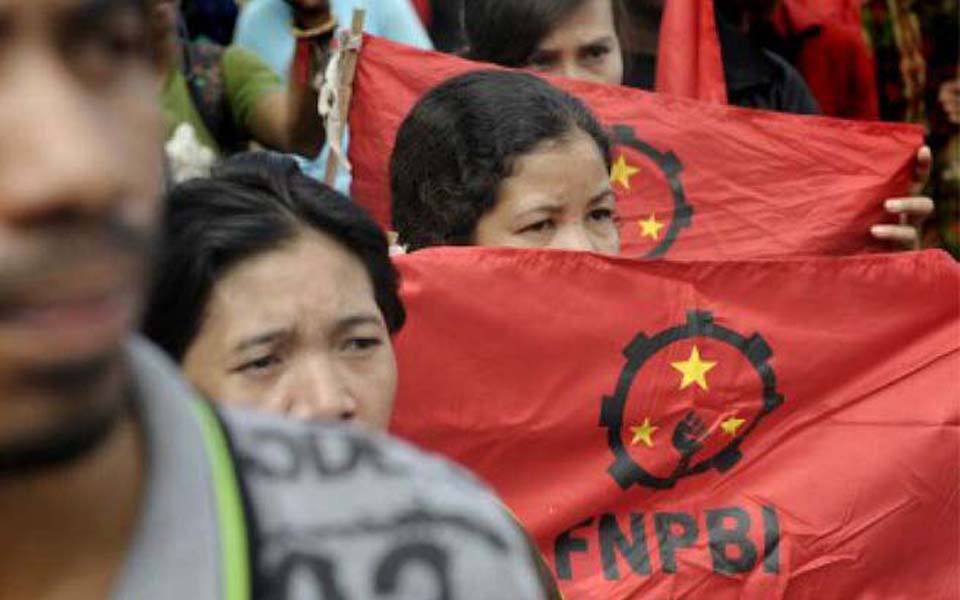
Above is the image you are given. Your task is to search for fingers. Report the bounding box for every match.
[910,146,933,193]
[885,196,935,219]
[871,224,920,250]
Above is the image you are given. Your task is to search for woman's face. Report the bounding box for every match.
[182,231,398,429]
[528,0,623,85]
[474,128,620,254]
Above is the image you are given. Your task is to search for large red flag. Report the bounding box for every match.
[389,248,960,599]
[349,36,922,259]
[656,0,727,102]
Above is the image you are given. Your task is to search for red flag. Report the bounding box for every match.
[790,0,864,27]
[655,0,727,102]
[389,248,960,598]
[349,36,922,259]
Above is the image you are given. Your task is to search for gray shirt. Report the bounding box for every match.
[113,339,546,599]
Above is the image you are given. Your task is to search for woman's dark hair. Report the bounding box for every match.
[465,0,630,68]
[390,70,611,251]
[143,152,405,361]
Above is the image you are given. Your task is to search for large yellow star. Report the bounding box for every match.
[720,416,746,436]
[610,154,640,190]
[629,417,658,448]
[671,346,717,391]
[638,213,666,240]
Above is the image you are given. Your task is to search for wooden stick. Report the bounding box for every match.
[324,9,365,186]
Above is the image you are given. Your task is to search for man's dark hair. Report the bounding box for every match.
[464,0,587,66]
[143,152,405,361]
[390,70,611,251]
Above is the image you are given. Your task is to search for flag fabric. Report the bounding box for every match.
[793,0,864,27]
[388,247,960,599]
[655,0,727,102]
[348,35,923,259]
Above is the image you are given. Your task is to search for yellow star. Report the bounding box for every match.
[638,213,666,240]
[610,153,640,190]
[720,416,746,436]
[670,346,717,391]
[629,417,658,448]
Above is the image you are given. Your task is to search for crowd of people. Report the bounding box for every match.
[0,0,957,598]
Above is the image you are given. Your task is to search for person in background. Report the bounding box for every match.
[0,2,557,598]
[153,0,324,172]
[233,0,432,187]
[180,0,240,45]
[235,0,431,78]
[724,0,880,120]
[392,70,620,254]
[144,152,405,428]
[934,77,960,257]
[466,0,820,113]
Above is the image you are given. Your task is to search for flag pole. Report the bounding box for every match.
[324,9,365,186]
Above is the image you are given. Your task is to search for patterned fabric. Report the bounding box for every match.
[862,0,926,123]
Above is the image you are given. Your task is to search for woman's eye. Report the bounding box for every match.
[584,45,611,60]
[519,219,555,234]
[236,355,281,374]
[588,208,615,222]
[343,337,384,353]
[528,53,556,70]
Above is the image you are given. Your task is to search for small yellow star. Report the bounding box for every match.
[610,153,641,190]
[638,213,666,240]
[671,346,717,391]
[720,416,746,436]
[629,417,658,448]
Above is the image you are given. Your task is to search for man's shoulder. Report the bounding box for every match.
[217,408,547,598]
[759,49,822,115]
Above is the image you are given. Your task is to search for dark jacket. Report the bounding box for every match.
[716,8,821,115]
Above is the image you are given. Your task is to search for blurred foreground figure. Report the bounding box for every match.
[0,2,554,598]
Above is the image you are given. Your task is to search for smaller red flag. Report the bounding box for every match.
[349,36,923,259]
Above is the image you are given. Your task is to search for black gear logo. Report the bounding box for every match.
[599,311,784,490]
[611,125,694,258]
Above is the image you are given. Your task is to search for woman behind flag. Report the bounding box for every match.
[390,70,620,254]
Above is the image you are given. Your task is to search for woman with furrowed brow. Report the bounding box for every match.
[143,152,404,428]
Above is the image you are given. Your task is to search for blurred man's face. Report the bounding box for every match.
[0,0,164,470]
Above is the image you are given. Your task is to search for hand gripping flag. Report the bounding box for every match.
[348,35,923,258]
[389,248,960,599]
